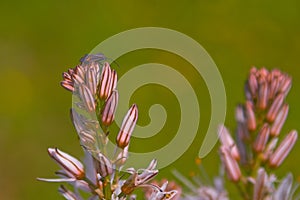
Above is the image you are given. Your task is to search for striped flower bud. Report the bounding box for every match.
[78,84,95,112]
[116,104,138,149]
[253,124,270,152]
[270,104,289,136]
[48,148,85,179]
[99,62,117,100]
[220,146,241,182]
[269,130,298,168]
[86,65,98,95]
[218,125,240,160]
[253,168,267,200]
[257,81,269,110]
[95,153,113,178]
[266,93,284,122]
[101,91,118,126]
[245,101,256,131]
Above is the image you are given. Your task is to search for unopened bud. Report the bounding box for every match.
[101,91,118,126]
[48,148,85,179]
[269,130,298,168]
[116,104,138,148]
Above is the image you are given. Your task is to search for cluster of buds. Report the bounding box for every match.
[218,67,298,199]
[38,54,177,200]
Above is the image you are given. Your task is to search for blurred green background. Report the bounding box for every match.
[1,0,300,199]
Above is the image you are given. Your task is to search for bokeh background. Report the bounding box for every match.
[1,0,300,199]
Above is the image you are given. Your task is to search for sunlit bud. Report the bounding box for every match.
[96,153,113,178]
[266,94,284,122]
[78,84,95,112]
[280,76,292,94]
[220,146,241,182]
[218,125,240,160]
[245,101,256,131]
[61,80,74,92]
[270,104,289,136]
[253,124,270,152]
[101,91,118,126]
[253,168,267,200]
[99,62,114,100]
[268,78,280,100]
[86,66,98,95]
[48,148,85,179]
[250,66,258,74]
[257,81,269,110]
[116,104,138,148]
[269,130,298,168]
[259,67,269,77]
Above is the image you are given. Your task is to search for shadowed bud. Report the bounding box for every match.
[96,153,113,178]
[116,104,138,149]
[248,73,258,97]
[270,104,289,136]
[257,81,269,110]
[101,91,118,126]
[253,124,270,152]
[78,84,95,112]
[266,94,284,122]
[218,125,240,160]
[269,130,298,168]
[245,101,256,131]
[220,146,241,182]
[48,148,85,179]
[235,105,246,123]
[86,65,98,95]
[99,62,116,100]
[253,168,267,200]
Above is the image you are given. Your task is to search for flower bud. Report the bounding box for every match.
[220,146,241,182]
[116,104,138,148]
[245,101,256,131]
[253,124,270,152]
[266,93,284,122]
[48,148,85,179]
[269,130,298,168]
[101,91,118,126]
[270,104,289,136]
[218,125,240,160]
[99,62,117,100]
[78,84,95,112]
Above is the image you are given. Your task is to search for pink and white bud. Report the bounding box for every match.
[78,84,95,112]
[218,125,240,160]
[101,91,118,126]
[48,148,85,179]
[266,94,284,122]
[253,168,267,200]
[86,66,98,95]
[269,130,298,168]
[248,73,258,97]
[245,101,256,131]
[253,124,270,152]
[220,146,241,182]
[61,80,74,92]
[257,81,269,110]
[116,104,138,149]
[99,62,116,100]
[270,104,289,136]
